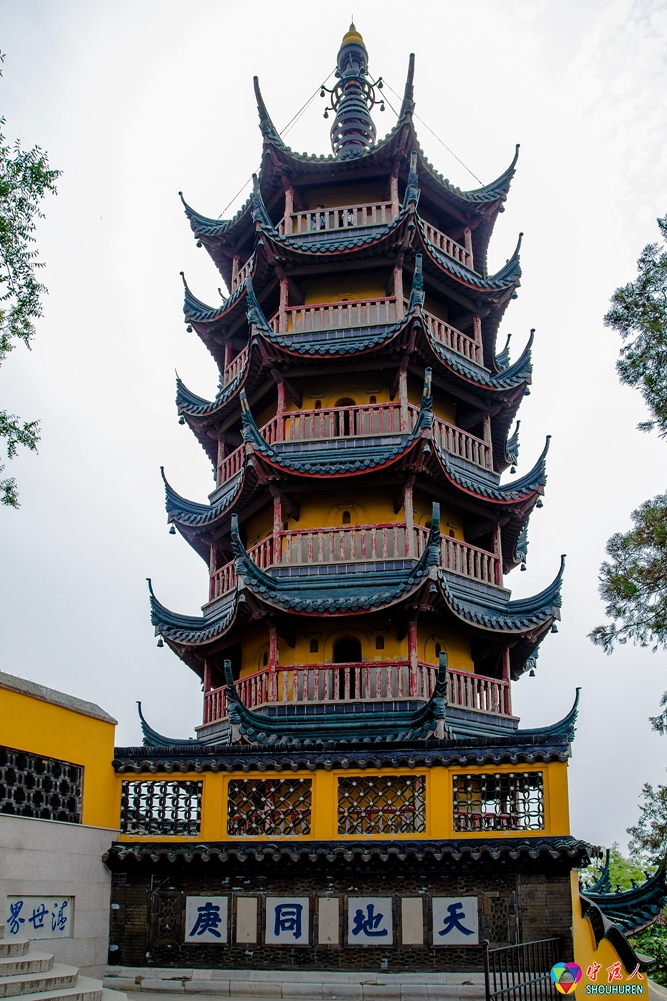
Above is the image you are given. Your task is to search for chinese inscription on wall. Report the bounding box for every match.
[6,896,73,941]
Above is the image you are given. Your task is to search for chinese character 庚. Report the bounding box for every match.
[28,904,49,930]
[51,901,68,933]
[586,963,602,982]
[351,904,388,938]
[8,901,24,936]
[437,902,475,938]
[607,962,623,983]
[274,904,303,940]
[189,901,222,938]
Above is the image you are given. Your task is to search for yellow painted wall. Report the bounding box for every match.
[420,625,474,672]
[414,491,465,540]
[245,504,274,548]
[570,871,646,997]
[287,372,393,411]
[116,761,569,843]
[300,271,388,305]
[0,687,120,829]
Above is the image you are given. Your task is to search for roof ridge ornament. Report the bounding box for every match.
[321,24,384,158]
[399,53,416,119]
[253,76,283,145]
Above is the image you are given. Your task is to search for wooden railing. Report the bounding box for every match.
[421,309,482,364]
[202,661,511,723]
[217,443,245,486]
[231,255,253,292]
[223,345,248,387]
[430,415,492,469]
[414,525,501,586]
[278,201,396,236]
[263,401,405,443]
[209,522,500,600]
[421,220,473,270]
[269,296,401,334]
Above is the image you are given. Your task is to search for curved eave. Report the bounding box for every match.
[582,865,667,936]
[137,701,199,748]
[259,211,414,266]
[163,466,244,531]
[423,323,532,395]
[417,223,522,297]
[183,273,250,352]
[431,436,549,507]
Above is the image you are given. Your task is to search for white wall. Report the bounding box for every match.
[0,814,118,978]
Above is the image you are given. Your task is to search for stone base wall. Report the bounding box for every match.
[107,853,574,972]
[0,813,118,977]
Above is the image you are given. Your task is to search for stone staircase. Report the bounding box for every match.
[0,926,126,1001]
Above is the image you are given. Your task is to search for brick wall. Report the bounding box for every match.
[107,853,574,972]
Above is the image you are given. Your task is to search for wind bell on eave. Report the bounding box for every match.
[321,23,385,158]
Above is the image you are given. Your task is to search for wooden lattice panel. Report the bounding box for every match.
[120,780,202,836]
[337,775,426,835]
[0,744,82,823]
[453,772,544,832]
[227,778,312,836]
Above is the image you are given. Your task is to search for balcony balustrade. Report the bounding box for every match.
[420,220,473,270]
[278,201,396,236]
[202,661,511,724]
[420,309,482,364]
[216,400,491,486]
[223,345,248,387]
[209,520,500,602]
[269,296,402,335]
[230,254,253,293]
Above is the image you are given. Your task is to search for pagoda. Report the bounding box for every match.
[106,25,594,976]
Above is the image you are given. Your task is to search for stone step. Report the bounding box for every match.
[0,929,4,942]
[0,963,79,998]
[0,956,55,979]
[0,947,30,961]
[15,976,103,1001]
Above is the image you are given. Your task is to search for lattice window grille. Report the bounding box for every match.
[227,779,312,836]
[0,745,83,823]
[453,772,544,832]
[337,775,426,835]
[120,780,202,836]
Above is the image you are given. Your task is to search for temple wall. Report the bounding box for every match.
[106,860,575,972]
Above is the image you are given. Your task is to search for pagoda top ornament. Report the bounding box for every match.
[322,23,385,158]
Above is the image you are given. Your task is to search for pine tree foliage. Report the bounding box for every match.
[590,217,667,716]
[0,52,60,507]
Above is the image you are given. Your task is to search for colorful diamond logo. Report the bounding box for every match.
[550,963,583,995]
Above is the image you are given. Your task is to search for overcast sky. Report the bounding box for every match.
[1,0,666,851]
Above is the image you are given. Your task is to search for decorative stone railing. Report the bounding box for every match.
[203,661,511,724]
[278,201,396,236]
[208,521,501,602]
[269,296,401,334]
[421,309,482,364]
[421,220,473,270]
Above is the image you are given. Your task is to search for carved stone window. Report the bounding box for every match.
[453,772,544,832]
[227,779,312,836]
[0,745,83,823]
[337,775,426,835]
[120,780,202,836]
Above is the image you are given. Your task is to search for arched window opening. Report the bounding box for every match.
[262,651,268,667]
[375,635,384,650]
[424,520,432,530]
[335,397,356,436]
[435,642,442,658]
[333,636,362,664]
[314,400,322,409]
[342,510,351,525]
[310,639,319,654]
[449,529,455,538]
[369,395,376,404]
[335,397,356,407]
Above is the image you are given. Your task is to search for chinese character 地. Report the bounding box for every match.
[607,962,623,983]
[437,902,475,938]
[8,901,25,936]
[189,902,223,938]
[586,963,602,982]
[51,901,68,933]
[351,904,388,938]
[28,904,49,930]
[274,904,303,940]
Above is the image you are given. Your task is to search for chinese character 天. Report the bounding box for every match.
[437,902,475,938]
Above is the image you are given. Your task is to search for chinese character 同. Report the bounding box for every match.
[28,904,49,930]
[627,966,645,981]
[8,901,24,936]
[51,901,68,933]
[607,962,623,983]
[188,901,222,938]
[586,963,602,982]
[351,904,388,938]
[274,904,303,940]
[437,902,475,938]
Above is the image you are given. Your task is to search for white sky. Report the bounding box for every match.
[0,0,666,852]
